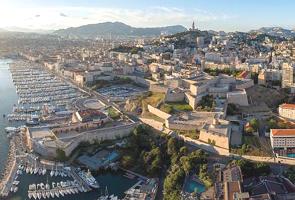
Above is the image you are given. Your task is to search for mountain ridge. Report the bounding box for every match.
[54,21,187,38]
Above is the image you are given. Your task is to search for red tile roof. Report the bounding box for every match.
[271,129,295,136]
[280,103,295,110]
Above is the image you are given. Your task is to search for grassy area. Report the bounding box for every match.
[196,95,215,112]
[167,102,193,112]
[141,111,165,123]
[160,101,193,114]
[231,136,273,157]
[91,77,136,89]
[143,92,165,107]
[246,85,288,109]
[175,130,199,140]
[204,68,243,77]
[108,107,121,119]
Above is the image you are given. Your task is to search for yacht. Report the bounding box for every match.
[30,167,34,174]
[50,190,55,198]
[46,191,50,198]
[34,167,38,174]
[42,168,46,175]
[50,167,54,177]
[4,127,19,133]
[55,190,60,198]
[32,191,37,200]
[37,192,41,199]
[28,191,33,199]
[59,189,65,197]
[78,169,99,189]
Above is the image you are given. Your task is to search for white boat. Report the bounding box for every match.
[28,191,33,199]
[26,166,30,174]
[59,190,65,197]
[33,191,37,199]
[37,192,41,199]
[78,169,99,189]
[78,186,83,193]
[4,127,19,133]
[42,191,46,199]
[30,167,34,174]
[42,168,46,175]
[13,180,20,185]
[34,167,38,174]
[50,191,55,198]
[46,191,50,198]
[55,190,60,198]
[50,168,54,177]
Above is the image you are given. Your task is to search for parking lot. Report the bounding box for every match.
[98,84,145,99]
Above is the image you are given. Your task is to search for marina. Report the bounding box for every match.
[0,59,152,200]
[7,60,85,122]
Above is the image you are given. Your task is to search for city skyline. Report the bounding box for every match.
[1,0,295,32]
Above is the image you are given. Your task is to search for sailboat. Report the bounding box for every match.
[33,162,38,174]
[50,190,55,198]
[32,191,37,199]
[42,166,46,175]
[54,165,59,176]
[50,166,54,177]
[28,191,33,199]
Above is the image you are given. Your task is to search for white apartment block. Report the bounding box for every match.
[270,129,295,157]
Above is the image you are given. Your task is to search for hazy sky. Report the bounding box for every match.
[0,0,294,31]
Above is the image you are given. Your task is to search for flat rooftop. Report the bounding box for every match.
[29,127,53,139]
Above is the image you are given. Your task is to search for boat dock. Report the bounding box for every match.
[0,129,92,198]
[7,60,85,122]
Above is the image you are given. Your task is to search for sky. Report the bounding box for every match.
[0,0,294,32]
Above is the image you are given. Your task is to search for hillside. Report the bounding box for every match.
[54,22,187,38]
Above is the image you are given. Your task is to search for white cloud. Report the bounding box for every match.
[0,6,235,30]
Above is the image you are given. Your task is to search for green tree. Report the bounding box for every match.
[121,155,135,168]
[179,146,188,156]
[163,165,185,200]
[249,118,259,131]
[283,166,295,183]
[56,148,67,161]
[167,137,179,156]
[180,156,192,175]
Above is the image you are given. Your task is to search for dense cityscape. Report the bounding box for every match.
[0,1,295,200]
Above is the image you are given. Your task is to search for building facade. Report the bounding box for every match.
[270,129,295,157]
[279,103,295,121]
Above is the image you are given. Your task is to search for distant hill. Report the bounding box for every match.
[250,27,295,39]
[1,27,53,34]
[54,22,187,38]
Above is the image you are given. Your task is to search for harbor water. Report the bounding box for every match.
[0,59,139,199]
[8,171,138,200]
[0,59,18,174]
